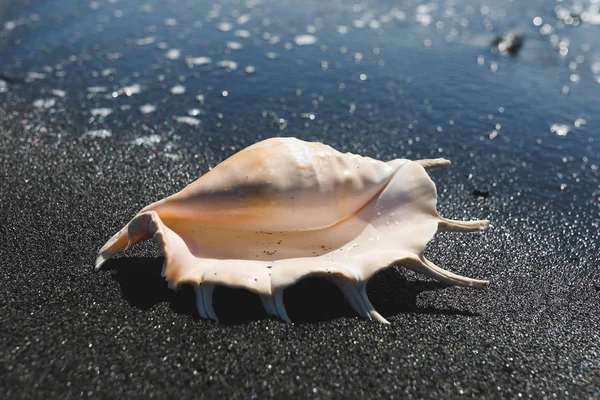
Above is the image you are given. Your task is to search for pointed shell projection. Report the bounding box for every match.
[96,137,490,324]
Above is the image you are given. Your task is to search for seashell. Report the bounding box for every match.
[96,137,490,324]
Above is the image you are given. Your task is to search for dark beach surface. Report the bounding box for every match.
[1,0,599,398]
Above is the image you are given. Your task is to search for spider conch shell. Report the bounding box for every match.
[96,137,489,324]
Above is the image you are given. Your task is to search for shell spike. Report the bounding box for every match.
[95,211,163,271]
[438,216,490,232]
[335,280,371,319]
[358,282,389,324]
[260,295,279,318]
[201,284,218,322]
[194,285,209,319]
[336,279,373,319]
[404,256,489,288]
[95,225,129,270]
[415,158,451,170]
[273,289,292,323]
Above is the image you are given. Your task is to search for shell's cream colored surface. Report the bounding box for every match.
[96,137,490,324]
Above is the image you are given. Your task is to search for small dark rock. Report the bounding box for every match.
[472,188,490,198]
[492,31,524,56]
[0,72,24,84]
[502,364,514,374]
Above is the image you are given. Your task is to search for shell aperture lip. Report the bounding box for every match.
[95,137,490,324]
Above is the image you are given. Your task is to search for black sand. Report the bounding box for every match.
[1,0,600,398]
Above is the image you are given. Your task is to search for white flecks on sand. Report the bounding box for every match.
[101,68,116,77]
[132,134,161,147]
[33,98,56,109]
[294,34,318,46]
[52,89,66,98]
[234,29,250,38]
[26,72,46,81]
[115,84,142,97]
[217,22,233,32]
[550,123,571,136]
[139,104,157,114]
[174,116,201,126]
[186,56,212,66]
[90,108,113,118]
[266,34,280,45]
[87,86,107,93]
[165,49,181,60]
[217,60,238,70]
[237,14,251,25]
[135,36,156,46]
[162,153,182,161]
[226,41,243,50]
[81,129,112,139]
[170,85,186,95]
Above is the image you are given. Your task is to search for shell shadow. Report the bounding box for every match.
[105,257,198,317]
[104,257,479,325]
[105,257,269,323]
[367,267,481,318]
